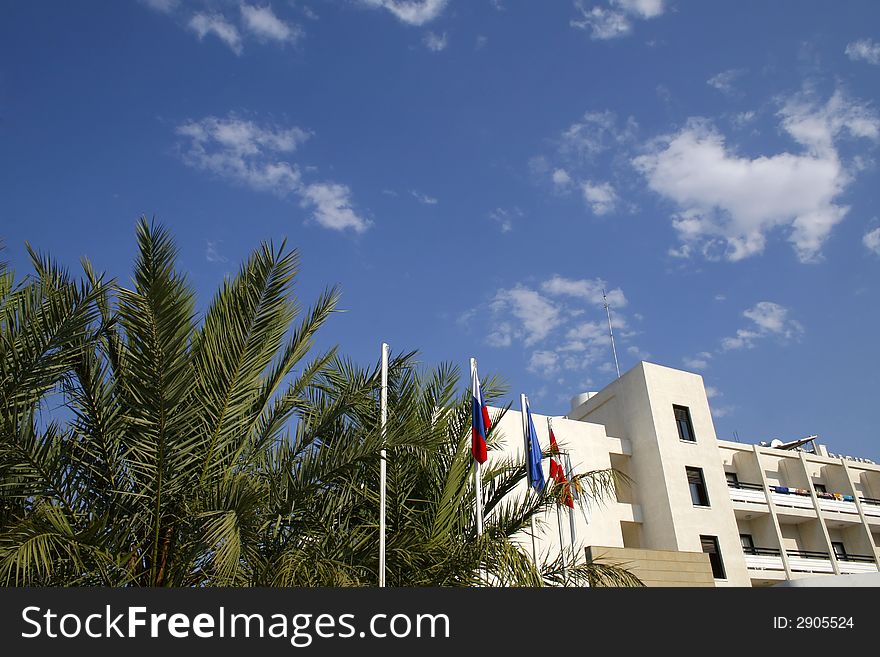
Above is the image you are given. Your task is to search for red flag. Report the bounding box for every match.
[548,421,574,508]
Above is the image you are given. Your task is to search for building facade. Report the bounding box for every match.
[490,361,880,587]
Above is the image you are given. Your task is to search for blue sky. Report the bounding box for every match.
[2,0,879,460]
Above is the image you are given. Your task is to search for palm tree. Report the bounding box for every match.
[0,220,642,587]
[287,354,643,587]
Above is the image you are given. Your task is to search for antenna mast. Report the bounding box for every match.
[603,288,621,379]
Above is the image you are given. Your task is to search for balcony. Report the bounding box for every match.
[742,547,878,574]
[815,491,859,515]
[769,486,815,510]
[727,481,767,505]
[742,546,783,572]
[861,497,880,518]
[836,553,879,574]
[786,549,834,574]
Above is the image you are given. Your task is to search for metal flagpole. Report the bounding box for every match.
[564,451,578,565]
[471,358,484,538]
[556,503,567,583]
[548,416,567,582]
[379,342,389,587]
[603,288,621,379]
[520,394,538,566]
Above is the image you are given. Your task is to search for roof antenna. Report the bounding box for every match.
[603,288,621,379]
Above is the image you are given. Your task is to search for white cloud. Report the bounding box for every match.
[558,111,637,161]
[707,68,745,96]
[528,350,560,375]
[471,275,633,380]
[299,183,371,234]
[846,38,880,65]
[581,180,618,215]
[570,0,664,40]
[552,168,572,190]
[176,114,370,234]
[142,0,177,13]
[612,0,664,18]
[488,207,520,233]
[683,351,712,370]
[570,5,631,40]
[732,110,757,128]
[411,190,438,204]
[176,115,307,193]
[704,385,720,399]
[188,13,243,55]
[711,405,734,418]
[490,286,562,346]
[423,31,448,51]
[240,4,302,44]
[205,240,228,263]
[864,226,880,255]
[361,0,448,26]
[779,88,879,156]
[486,321,514,348]
[541,275,627,307]
[721,301,804,351]
[634,90,880,262]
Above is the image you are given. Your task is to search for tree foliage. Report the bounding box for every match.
[0,220,642,587]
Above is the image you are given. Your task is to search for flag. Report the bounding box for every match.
[471,364,491,464]
[548,420,574,508]
[548,420,562,480]
[524,397,546,491]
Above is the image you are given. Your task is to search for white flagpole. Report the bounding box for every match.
[603,288,621,379]
[379,342,389,587]
[471,358,484,538]
[520,394,538,566]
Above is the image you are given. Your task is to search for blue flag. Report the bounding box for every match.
[524,397,545,491]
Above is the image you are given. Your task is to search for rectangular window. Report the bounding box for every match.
[725,471,739,487]
[740,533,755,554]
[674,405,696,442]
[831,541,847,560]
[814,483,827,494]
[687,467,710,506]
[700,535,726,579]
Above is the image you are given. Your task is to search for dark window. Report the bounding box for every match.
[701,535,726,579]
[725,471,739,486]
[831,541,847,560]
[687,467,710,506]
[740,534,755,554]
[674,405,696,442]
[814,483,827,494]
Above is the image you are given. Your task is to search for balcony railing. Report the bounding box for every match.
[861,497,880,518]
[727,481,763,491]
[786,549,829,559]
[728,482,880,519]
[727,481,768,506]
[834,553,876,564]
[742,546,878,573]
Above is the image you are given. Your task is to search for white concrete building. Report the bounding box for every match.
[491,361,880,587]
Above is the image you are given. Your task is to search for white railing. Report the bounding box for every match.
[743,554,784,571]
[862,501,880,518]
[817,498,859,515]
[771,492,814,510]
[728,488,767,505]
[838,561,878,574]
[788,556,834,573]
